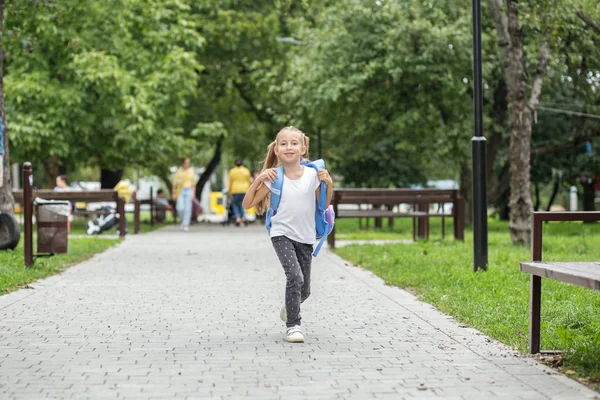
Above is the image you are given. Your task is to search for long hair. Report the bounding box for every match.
[255,126,311,215]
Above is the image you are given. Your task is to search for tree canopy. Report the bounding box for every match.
[2,0,599,242]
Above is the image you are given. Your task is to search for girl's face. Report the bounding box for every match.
[275,130,306,164]
[182,158,190,168]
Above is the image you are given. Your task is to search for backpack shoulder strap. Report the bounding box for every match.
[313,234,327,257]
[269,165,285,212]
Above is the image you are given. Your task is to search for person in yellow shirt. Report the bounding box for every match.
[113,179,133,204]
[172,157,196,231]
[228,159,252,227]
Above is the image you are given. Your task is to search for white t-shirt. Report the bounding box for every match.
[264,166,321,245]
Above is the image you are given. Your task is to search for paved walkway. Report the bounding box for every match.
[0,224,597,400]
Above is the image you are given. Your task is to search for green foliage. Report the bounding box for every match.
[5,0,206,177]
[3,0,600,203]
[282,0,495,186]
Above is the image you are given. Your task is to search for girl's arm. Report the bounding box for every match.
[316,170,333,208]
[242,168,277,209]
[242,181,270,209]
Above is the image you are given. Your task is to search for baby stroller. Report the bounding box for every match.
[223,196,254,226]
[222,197,237,226]
[86,206,124,235]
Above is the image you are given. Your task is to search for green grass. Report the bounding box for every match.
[0,236,119,295]
[335,218,600,385]
[1,211,167,295]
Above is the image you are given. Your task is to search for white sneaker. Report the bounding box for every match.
[286,325,304,343]
[280,305,287,322]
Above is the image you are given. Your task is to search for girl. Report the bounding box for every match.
[242,126,333,343]
[172,157,196,231]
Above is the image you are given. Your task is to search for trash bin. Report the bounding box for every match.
[35,198,70,254]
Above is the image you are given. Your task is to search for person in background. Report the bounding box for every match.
[172,157,195,231]
[54,175,71,192]
[227,158,252,227]
[53,175,73,232]
[114,179,133,203]
[154,189,172,223]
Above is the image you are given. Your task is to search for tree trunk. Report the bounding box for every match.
[160,173,172,196]
[459,161,473,226]
[506,4,533,245]
[486,79,507,208]
[44,156,61,189]
[534,181,540,211]
[195,136,223,203]
[488,0,549,245]
[100,169,123,189]
[545,175,560,211]
[507,99,534,245]
[581,177,595,212]
[0,0,14,215]
[487,80,507,180]
[490,165,511,219]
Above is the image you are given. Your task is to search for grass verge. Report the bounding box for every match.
[2,210,167,295]
[1,236,119,295]
[334,217,600,389]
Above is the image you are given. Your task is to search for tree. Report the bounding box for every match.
[5,0,206,187]
[486,0,558,244]
[284,1,480,191]
[0,0,14,215]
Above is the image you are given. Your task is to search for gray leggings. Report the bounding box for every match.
[271,236,313,327]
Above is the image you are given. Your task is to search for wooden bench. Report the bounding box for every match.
[520,211,600,354]
[328,188,465,248]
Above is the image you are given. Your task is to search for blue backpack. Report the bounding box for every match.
[265,159,335,256]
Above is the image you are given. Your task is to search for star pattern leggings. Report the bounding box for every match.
[271,236,313,328]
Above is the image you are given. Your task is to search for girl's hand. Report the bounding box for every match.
[257,168,278,183]
[318,170,333,187]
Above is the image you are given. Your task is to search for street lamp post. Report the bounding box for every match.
[472,0,488,271]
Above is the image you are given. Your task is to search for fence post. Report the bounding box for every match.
[453,196,465,241]
[117,197,126,238]
[149,186,154,225]
[529,212,543,354]
[441,203,445,239]
[328,192,338,249]
[417,203,428,239]
[374,203,382,229]
[23,162,34,267]
[133,192,140,234]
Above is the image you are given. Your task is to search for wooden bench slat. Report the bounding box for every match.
[336,196,454,204]
[338,211,428,218]
[520,261,600,290]
[337,211,450,218]
[335,188,455,194]
[13,190,119,203]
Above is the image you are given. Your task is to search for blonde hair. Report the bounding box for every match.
[255,126,311,215]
